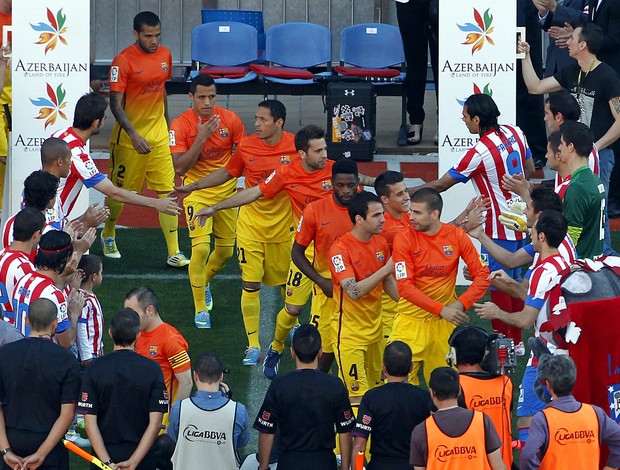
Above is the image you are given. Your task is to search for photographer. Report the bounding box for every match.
[449,326,515,469]
[168,352,249,470]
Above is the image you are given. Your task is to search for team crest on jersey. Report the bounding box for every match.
[219,127,229,138]
[265,170,276,184]
[480,254,489,266]
[169,130,176,146]
[395,261,407,279]
[443,245,454,256]
[331,254,346,273]
[149,345,158,357]
[280,155,291,164]
[608,384,620,422]
[350,381,359,392]
[110,66,119,83]
[376,251,385,262]
[362,414,372,425]
[161,62,169,72]
[322,179,332,190]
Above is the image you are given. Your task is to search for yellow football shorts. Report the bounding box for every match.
[309,285,336,354]
[109,143,175,193]
[389,313,455,386]
[334,340,383,398]
[236,234,289,286]
[184,188,237,241]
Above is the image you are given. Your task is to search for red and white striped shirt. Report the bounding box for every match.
[449,125,532,241]
[526,234,577,278]
[12,272,69,336]
[526,253,571,366]
[1,213,53,255]
[555,145,600,199]
[52,127,105,216]
[76,289,104,361]
[0,249,34,323]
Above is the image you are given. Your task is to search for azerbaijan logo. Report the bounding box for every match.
[31,8,68,54]
[458,8,494,55]
[30,83,68,129]
[457,83,493,106]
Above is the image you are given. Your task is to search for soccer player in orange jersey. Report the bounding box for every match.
[390,188,491,386]
[102,11,188,268]
[124,287,192,428]
[375,171,411,343]
[169,74,246,328]
[193,125,374,368]
[173,100,296,362]
[265,159,359,377]
[329,191,398,406]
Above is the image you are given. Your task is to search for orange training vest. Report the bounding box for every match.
[460,374,513,468]
[540,403,600,470]
[425,410,491,470]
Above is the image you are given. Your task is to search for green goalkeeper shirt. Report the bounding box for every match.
[563,165,605,259]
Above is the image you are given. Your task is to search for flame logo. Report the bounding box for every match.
[458,8,494,55]
[457,83,493,106]
[30,8,68,54]
[30,83,68,129]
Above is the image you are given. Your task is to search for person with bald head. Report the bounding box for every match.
[39,136,108,232]
[0,297,81,470]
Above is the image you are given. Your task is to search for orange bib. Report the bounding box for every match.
[425,410,491,470]
[460,374,513,468]
[540,404,600,470]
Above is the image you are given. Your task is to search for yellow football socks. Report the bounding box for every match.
[189,240,210,313]
[272,307,299,353]
[241,289,261,349]
[204,242,234,285]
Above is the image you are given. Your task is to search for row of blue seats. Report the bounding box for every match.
[190,21,406,86]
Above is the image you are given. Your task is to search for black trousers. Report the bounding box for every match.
[2,429,68,470]
[396,0,438,125]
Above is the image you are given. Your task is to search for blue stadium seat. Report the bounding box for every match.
[336,23,405,80]
[201,9,266,62]
[335,23,408,145]
[190,22,258,84]
[251,22,332,85]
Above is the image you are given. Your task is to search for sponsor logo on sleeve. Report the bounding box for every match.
[110,66,119,83]
[331,254,346,273]
[395,261,407,279]
[169,130,175,146]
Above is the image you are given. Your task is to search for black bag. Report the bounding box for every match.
[326,82,376,162]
